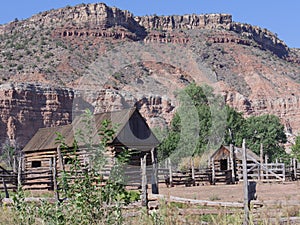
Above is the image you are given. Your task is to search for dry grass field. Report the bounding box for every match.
[158,181,300,203]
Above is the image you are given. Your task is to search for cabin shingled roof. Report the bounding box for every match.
[210,145,260,161]
[23,108,159,152]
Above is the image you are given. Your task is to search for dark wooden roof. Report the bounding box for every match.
[210,145,260,161]
[23,108,159,152]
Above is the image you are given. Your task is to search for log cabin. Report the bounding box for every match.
[22,108,160,192]
[209,145,260,184]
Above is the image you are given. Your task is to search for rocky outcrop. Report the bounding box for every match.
[0,3,289,58]
[207,34,251,46]
[0,83,74,148]
[143,31,189,44]
[135,14,232,31]
[53,27,140,41]
[92,90,176,127]
[224,91,300,134]
[0,3,147,39]
[230,22,289,58]
[135,95,175,127]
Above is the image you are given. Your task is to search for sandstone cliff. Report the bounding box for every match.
[0,83,74,148]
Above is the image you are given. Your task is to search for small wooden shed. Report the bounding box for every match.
[22,108,160,191]
[210,145,260,184]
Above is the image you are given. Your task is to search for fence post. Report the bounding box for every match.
[141,154,148,207]
[230,144,235,183]
[168,158,173,187]
[242,139,249,225]
[283,163,285,182]
[13,156,17,173]
[57,144,65,172]
[2,178,9,198]
[259,143,263,181]
[151,148,159,194]
[293,158,297,180]
[51,157,59,201]
[17,156,22,188]
[212,158,215,184]
[264,154,269,180]
[191,157,195,183]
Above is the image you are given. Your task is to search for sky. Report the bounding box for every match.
[0,0,299,48]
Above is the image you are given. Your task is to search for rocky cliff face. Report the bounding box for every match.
[0,3,147,39]
[135,14,232,30]
[223,90,300,134]
[229,23,289,58]
[0,83,74,148]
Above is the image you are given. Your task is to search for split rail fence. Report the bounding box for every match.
[1,159,300,192]
[158,157,300,187]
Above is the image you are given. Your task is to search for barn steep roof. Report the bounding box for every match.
[23,108,159,152]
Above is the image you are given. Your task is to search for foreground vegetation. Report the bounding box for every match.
[1,193,299,225]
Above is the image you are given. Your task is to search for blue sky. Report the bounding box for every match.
[0,0,299,48]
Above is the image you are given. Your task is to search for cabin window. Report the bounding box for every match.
[31,161,41,168]
[64,158,73,165]
[220,159,228,171]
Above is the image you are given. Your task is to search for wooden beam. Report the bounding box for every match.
[17,156,22,188]
[259,143,263,181]
[293,158,297,180]
[57,145,65,172]
[151,148,159,194]
[50,157,59,201]
[242,139,249,225]
[265,154,269,180]
[212,158,215,184]
[2,178,9,198]
[191,157,195,182]
[141,154,148,208]
[168,158,173,187]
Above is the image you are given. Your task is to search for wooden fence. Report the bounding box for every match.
[158,168,212,186]
[237,163,286,182]
[1,158,300,193]
[296,168,300,180]
[0,166,17,191]
[158,157,300,186]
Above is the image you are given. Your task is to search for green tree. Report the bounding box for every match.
[243,114,287,161]
[224,106,246,147]
[157,83,227,163]
[158,84,288,164]
[291,135,300,161]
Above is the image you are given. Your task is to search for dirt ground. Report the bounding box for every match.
[158,181,300,204]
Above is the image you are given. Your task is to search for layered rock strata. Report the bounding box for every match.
[0,83,74,148]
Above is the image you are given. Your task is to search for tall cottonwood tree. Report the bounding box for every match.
[243,114,287,161]
[158,84,288,163]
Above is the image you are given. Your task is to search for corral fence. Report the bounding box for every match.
[157,168,213,187]
[158,157,300,187]
[0,166,17,191]
[237,163,286,182]
[1,157,299,193]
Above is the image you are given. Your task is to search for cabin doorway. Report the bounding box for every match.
[220,159,228,171]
